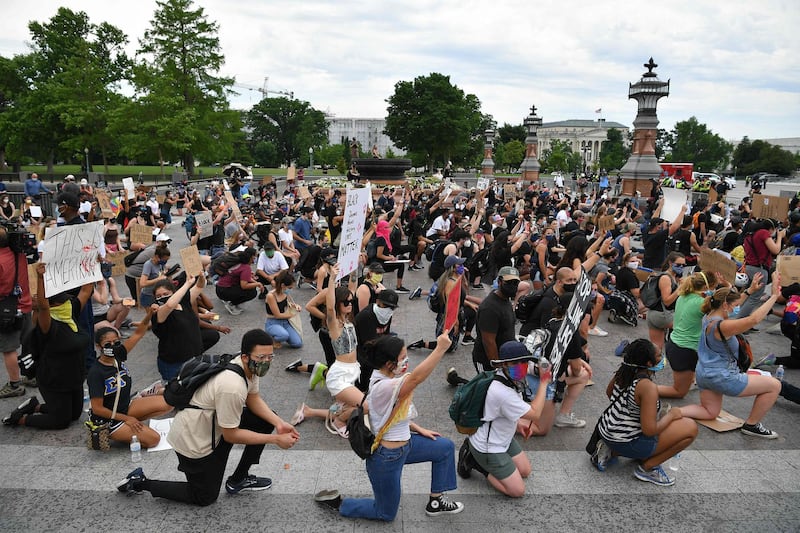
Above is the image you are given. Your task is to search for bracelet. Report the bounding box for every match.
[744,291,751,296]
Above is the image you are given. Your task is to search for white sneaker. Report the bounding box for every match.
[588,326,608,337]
[554,412,586,428]
[224,301,242,316]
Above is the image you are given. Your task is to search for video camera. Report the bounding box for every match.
[1,221,37,262]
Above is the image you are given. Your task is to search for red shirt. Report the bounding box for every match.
[744,228,773,268]
[216,262,253,288]
[0,248,32,313]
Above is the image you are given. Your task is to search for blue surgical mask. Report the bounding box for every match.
[650,357,665,372]
[455,264,465,275]
[158,260,168,267]
[731,305,741,317]
[284,288,292,295]
[704,290,714,297]
[672,264,684,276]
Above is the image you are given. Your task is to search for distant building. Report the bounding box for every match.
[729,137,800,155]
[325,116,405,157]
[537,118,629,170]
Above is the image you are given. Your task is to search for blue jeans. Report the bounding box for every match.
[158,358,185,381]
[265,319,303,348]
[339,433,457,521]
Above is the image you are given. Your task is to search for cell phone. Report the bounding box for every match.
[100,262,113,278]
[122,298,135,307]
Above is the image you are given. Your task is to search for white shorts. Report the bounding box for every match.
[326,360,360,397]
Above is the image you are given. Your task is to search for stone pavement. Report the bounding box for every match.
[1,207,799,532]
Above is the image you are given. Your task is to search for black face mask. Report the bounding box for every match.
[155,295,170,306]
[499,280,519,298]
[101,341,128,362]
[562,283,577,292]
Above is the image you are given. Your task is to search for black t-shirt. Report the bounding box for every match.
[642,229,669,269]
[354,306,391,364]
[615,267,640,292]
[472,291,516,368]
[323,204,341,242]
[87,360,132,418]
[36,297,89,391]
[151,291,204,364]
[521,287,572,337]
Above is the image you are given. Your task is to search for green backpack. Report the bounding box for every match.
[449,371,514,434]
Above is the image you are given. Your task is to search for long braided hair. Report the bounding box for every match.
[614,338,658,389]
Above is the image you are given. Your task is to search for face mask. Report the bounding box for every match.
[627,261,639,269]
[546,235,555,242]
[705,290,714,297]
[102,341,128,362]
[266,251,275,258]
[506,362,528,382]
[672,264,684,276]
[464,239,472,248]
[370,274,383,284]
[373,303,394,325]
[730,305,741,317]
[393,357,409,376]
[155,295,170,306]
[2,199,7,204]
[562,283,577,292]
[247,356,271,377]
[158,260,168,267]
[455,264,465,275]
[499,280,518,298]
[650,357,665,372]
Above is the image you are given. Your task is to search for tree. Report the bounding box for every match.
[733,137,796,176]
[502,139,525,172]
[664,117,732,172]
[540,139,580,174]
[385,73,484,169]
[136,0,236,175]
[497,123,525,144]
[599,128,629,171]
[247,97,328,167]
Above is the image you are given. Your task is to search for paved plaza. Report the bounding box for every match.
[1,183,799,532]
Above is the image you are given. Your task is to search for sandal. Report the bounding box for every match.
[325,408,349,438]
[291,403,306,426]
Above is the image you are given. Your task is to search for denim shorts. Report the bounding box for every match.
[697,370,748,396]
[605,434,658,460]
[469,437,522,480]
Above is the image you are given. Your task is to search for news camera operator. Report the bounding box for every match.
[0,225,34,398]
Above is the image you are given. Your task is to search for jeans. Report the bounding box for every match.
[740,265,768,318]
[265,319,303,348]
[339,433,457,521]
[158,358,185,381]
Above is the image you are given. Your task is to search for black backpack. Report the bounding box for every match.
[163,353,247,410]
[515,288,546,322]
[210,252,240,277]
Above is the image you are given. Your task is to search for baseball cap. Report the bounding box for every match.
[376,289,399,309]
[444,255,466,269]
[281,216,294,224]
[320,247,337,263]
[155,233,172,242]
[57,192,79,209]
[497,266,520,281]
[80,178,88,185]
[367,262,385,274]
[491,340,534,366]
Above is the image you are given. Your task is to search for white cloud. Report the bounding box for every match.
[2,0,798,140]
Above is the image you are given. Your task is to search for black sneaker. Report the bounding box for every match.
[457,439,473,479]
[408,339,425,350]
[409,286,422,300]
[740,422,778,439]
[472,283,484,290]
[2,396,39,426]
[460,335,475,346]
[425,494,464,516]
[117,467,146,494]
[258,290,267,300]
[285,359,303,372]
[226,474,272,494]
[314,489,342,511]
[395,286,411,294]
[447,368,467,387]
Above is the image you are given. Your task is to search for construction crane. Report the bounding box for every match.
[233,76,294,100]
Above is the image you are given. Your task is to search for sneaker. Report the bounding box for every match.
[285,359,303,372]
[740,421,779,439]
[554,412,587,428]
[117,467,146,494]
[225,474,272,494]
[633,464,674,486]
[408,339,426,350]
[460,335,475,346]
[753,353,776,369]
[119,318,133,329]
[223,301,242,316]
[588,326,609,337]
[472,283,484,290]
[395,286,411,294]
[591,440,615,472]
[457,439,473,479]
[425,494,464,516]
[409,286,422,300]
[410,263,424,271]
[314,489,342,511]
[20,377,37,388]
[258,289,267,300]
[0,382,25,399]
[2,396,39,426]
[309,363,328,391]
[137,380,164,398]
[447,368,467,387]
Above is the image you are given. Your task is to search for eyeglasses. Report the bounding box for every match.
[250,353,273,362]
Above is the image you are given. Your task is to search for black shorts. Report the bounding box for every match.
[665,339,698,372]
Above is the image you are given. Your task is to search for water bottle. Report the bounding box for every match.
[775,365,785,381]
[539,356,551,376]
[130,435,142,463]
[545,382,556,401]
[83,386,90,413]
[667,453,681,475]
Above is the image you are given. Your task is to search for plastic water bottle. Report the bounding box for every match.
[545,382,556,401]
[539,357,551,375]
[775,365,785,381]
[83,386,90,413]
[130,435,142,463]
[667,453,680,475]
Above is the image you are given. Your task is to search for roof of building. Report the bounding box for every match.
[540,119,628,129]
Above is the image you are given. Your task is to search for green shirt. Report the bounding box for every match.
[670,292,705,349]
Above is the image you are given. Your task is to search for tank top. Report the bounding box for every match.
[104,228,119,245]
[599,377,658,443]
[331,322,357,356]
[266,294,288,316]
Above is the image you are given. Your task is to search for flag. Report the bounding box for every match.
[595,108,602,114]
[444,276,462,333]
[110,197,122,215]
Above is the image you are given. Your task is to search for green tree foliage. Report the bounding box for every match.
[252,141,278,167]
[497,123,526,144]
[0,55,29,170]
[733,137,796,176]
[136,0,237,175]
[663,117,732,172]
[541,139,580,174]
[500,139,525,171]
[385,73,484,169]
[247,97,328,167]
[598,128,629,171]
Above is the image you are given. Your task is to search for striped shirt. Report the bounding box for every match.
[598,378,657,443]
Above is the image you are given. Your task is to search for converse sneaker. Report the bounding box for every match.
[740,421,779,439]
[395,286,411,294]
[223,301,242,316]
[425,494,464,516]
[460,335,475,346]
[457,439,473,478]
[633,464,674,486]
[2,396,39,426]
[314,489,342,511]
[309,363,328,391]
[117,467,147,494]
[285,359,303,372]
[408,339,426,350]
[409,286,422,300]
[554,412,587,428]
[225,474,272,494]
[0,382,25,399]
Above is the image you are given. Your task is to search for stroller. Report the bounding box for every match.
[606,289,638,327]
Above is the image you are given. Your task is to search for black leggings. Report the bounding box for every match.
[140,407,274,506]
[24,385,83,430]
[381,261,405,281]
[318,329,336,367]
[216,285,257,306]
[125,276,139,305]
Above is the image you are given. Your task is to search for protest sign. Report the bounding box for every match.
[286,166,296,182]
[708,187,718,203]
[195,211,213,239]
[95,191,113,218]
[298,186,311,200]
[597,215,616,233]
[122,177,135,199]
[751,194,790,221]
[549,270,592,380]
[778,255,800,286]
[336,187,370,281]
[107,251,130,277]
[42,221,103,297]
[699,249,737,283]
[130,224,152,245]
[503,184,516,201]
[223,191,242,221]
[261,175,273,185]
[29,206,43,219]
[661,187,688,223]
[180,245,204,277]
[444,278,462,333]
[477,177,490,191]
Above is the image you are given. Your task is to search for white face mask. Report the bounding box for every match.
[373,304,394,325]
[464,239,472,248]
[627,261,639,269]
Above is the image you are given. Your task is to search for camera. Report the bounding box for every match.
[100,262,113,278]
[1,221,37,262]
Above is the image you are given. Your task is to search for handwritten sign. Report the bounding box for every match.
[29,206,43,219]
[777,255,800,287]
[699,249,737,283]
[180,245,204,277]
[477,177,490,191]
[298,186,311,199]
[286,166,296,182]
[503,184,516,201]
[122,177,135,200]
[223,191,242,222]
[107,251,130,277]
[336,187,370,281]
[130,224,152,245]
[42,221,103,297]
[597,215,616,233]
[195,211,213,239]
[751,194,790,221]
[95,191,113,218]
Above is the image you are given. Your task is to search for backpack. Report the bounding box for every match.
[210,252,240,277]
[448,371,515,435]
[515,288,546,322]
[427,280,442,313]
[666,229,690,254]
[123,248,144,267]
[465,247,491,277]
[640,273,666,309]
[163,353,247,410]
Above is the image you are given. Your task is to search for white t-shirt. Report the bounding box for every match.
[468,376,530,454]
[278,228,294,249]
[556,209,571,228]
[256,250,289,275]
[426,215,450,238]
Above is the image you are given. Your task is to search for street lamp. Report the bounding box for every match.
[581,144,591,174]
[84,147,90,175]
[308,146,314,172]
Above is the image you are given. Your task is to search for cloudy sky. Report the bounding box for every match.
[3,0,799,142]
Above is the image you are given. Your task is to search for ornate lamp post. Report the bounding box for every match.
[308,146,314,172]
[520,105,542,183]
[84,147,90,175]
[481,127,496,179]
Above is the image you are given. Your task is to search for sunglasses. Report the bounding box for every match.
[102,340,122,349]
[341,300,353,306]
